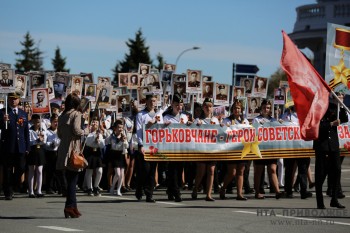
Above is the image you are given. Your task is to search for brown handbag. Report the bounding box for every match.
[68,138,88,170]
[69,150,88,169]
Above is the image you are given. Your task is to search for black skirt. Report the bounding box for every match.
[226,159,247,165]
[253,159,277,166]
[27,145,46,166]
[84,146,103,169]
[108,150,126,168]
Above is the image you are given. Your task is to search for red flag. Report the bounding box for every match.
[280,30,330,141]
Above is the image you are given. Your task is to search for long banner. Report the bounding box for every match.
[143,122,350,161]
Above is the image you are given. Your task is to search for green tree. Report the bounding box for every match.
[112,28,153,85]
[155,52,165,71]
[267,68,287,98]
[15,32,44,72]
[52,46,70,72]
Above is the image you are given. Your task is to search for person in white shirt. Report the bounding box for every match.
[105,119,128,196]
[135,93,164,202]
[28,114,47,198]
[125,101,141,190]
[252,99,282,199]
[83,117,105,196]
[163,94,189,202]
[220,100,249,201]
[281,106,313,199]
[44,113,62,195]
[192,97,219,201]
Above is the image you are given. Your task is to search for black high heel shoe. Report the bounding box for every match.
[275,192,285,199]
[236,196,248,201]
[205,196,215,201]
[168,194,174,200]
[309,182,315,189]
[191,189,198,200]
[219,187,226,200]
[64,207,79,218]
[330,200,345,209]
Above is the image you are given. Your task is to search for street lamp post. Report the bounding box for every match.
[175,46,200,72]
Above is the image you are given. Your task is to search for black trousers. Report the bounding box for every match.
[315,150,341,207]
[327,155,344,194]
[135,151,156,198]
[2,153,26,197]
[167,161,184,197]
[284,157,309,195]
[183,162,196,189]
[65,170,79,208]
[56,169,67,195]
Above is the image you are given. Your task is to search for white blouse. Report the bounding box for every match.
[136,109,164,146]
[85,132,105,149]
[29,129,47,147]
[45,128,61,151]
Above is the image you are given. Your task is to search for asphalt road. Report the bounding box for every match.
[1,158,350,233]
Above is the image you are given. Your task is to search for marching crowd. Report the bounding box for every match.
[0,89,347,218]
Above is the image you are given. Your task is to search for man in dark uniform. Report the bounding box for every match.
[86,85,95,97]
[118,97,130,112]
[97,88,109,103]
[35,91,46,108]
[0,92,30,200]
[175,83,185,97]
[313,99,348,209]
[203,84,213,98]
[244,79,252,94]
[139,87,149,105]
[216,85,227,100]
[31,74,44,88]
[274,88,285,101]
[188,71,200,87]
[0,69,13,87]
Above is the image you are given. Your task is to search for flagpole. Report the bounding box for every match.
[337,102,340,120]
[330,90,350,116]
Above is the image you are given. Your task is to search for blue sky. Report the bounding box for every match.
[0,0,315,85]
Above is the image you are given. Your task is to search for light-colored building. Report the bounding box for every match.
[289,0,350,77]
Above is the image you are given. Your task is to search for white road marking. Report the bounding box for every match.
[153,201,185,206]
[101,195,134,200]
[235,210,350,226]
[38,226,83,231]
[101,195,185,205]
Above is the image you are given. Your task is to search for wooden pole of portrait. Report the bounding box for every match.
[275,104,279,121]
[93,88,102,119]
[5,95,8,129]
[190,93,195,117]
[88,101,91,125]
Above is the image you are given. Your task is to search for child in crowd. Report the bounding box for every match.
[44,113,62,194]
[84,117,105,196]
[28,114,47,198]
[106,119,128,196]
